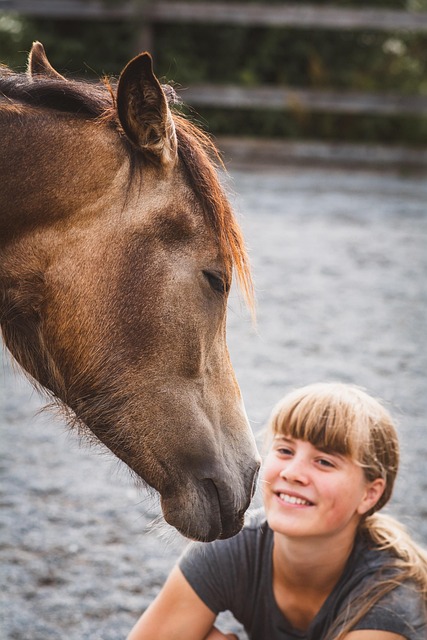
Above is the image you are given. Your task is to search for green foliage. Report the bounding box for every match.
[154,25,427,95]
[0,14,134,76]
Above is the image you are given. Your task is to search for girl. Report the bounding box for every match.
[127,383,427,639]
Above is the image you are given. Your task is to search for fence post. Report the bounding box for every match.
[133,0,155,57]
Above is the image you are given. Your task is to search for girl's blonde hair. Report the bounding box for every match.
[268,382,427,639]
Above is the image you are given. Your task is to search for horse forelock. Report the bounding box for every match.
[173,115,254,309]
[0,67,254,308]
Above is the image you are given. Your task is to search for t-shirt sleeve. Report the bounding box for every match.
[353,581,427,640]
[179,532,250,616]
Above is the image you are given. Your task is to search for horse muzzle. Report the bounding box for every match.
[160,460,260,541]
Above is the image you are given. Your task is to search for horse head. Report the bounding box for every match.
[0,43,260,541]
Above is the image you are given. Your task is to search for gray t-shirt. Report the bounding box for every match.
[179,510,426,640]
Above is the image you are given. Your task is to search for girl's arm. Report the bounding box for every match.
[127,564,235,640]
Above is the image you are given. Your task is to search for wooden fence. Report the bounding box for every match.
[2,0,427,167]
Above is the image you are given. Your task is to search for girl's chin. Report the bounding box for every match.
[266,511,311,534]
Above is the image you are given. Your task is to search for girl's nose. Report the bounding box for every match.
[279,457,309,485]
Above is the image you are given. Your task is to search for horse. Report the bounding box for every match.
[0,42,260,542]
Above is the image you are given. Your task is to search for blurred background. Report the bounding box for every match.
[1,0,427,166]
[1,2,427,639]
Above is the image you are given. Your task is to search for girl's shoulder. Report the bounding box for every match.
[177,507,273,618]
[179,507,272,581]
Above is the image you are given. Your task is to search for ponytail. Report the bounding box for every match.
[362,512,427,598]
[327,513,427,640]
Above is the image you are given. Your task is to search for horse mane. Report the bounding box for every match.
[0,69,254,307]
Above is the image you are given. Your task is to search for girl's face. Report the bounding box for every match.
[262,436,384,541]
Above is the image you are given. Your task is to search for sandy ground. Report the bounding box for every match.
[1,165,426,639]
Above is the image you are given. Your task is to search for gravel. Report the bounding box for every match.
[1,165,426,639]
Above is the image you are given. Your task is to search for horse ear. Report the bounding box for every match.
[116,52,177,167]
[27,41,66,81]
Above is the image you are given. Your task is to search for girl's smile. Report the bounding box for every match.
[275,491,314,507]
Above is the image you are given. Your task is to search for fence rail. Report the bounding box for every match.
[182,85,427,117]
[217,137,427,169]
[146,2,427,32]
[1,1,427,32]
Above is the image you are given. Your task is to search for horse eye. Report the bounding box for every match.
[203,271,229,295]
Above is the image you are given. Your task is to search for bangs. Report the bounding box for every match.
[270,383,387,461]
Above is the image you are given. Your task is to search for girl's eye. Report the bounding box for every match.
[277,447,293,456]
[317,458,336,468]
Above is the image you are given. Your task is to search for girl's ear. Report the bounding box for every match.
[357,478,386,516]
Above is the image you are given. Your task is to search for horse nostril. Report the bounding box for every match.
[201,477,221,505]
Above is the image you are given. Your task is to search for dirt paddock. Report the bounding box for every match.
[1,165,426,639]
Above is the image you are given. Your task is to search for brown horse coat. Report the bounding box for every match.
[0,43,260,541]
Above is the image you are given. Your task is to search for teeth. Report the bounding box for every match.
[279,493,311,506]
